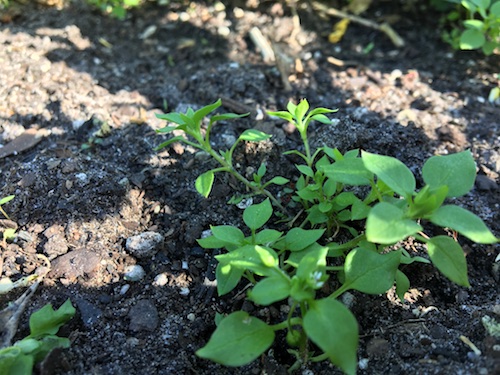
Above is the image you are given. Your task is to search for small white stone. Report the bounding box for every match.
[120,284,130,295]
[153,273,168,287]
[187,313,196,321]
[182,260,189,270]
[124,265,145,281]
[179,287,190,296]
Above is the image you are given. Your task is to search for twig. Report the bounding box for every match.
[311,1,405,47]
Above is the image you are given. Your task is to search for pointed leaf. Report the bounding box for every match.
[362,151,415,197]
[248,275,291,305]
[304,299,358,375]
[285,228,325,251]
[210,112,249,123]
[154,136,186,151]
[430,205,498,244]
[427,236,470,287]
[267,110,294,122]
[195,171,215,198]
[343,247,401,294]
[254,229,283,245]
[211,225,245,246]
[155,112,187,125]
[395,270,410,302]
[216,263,244,296]
[295,99,310,122]
[422,151,476,197]
[264,176,289,186]
[192,99,222,125]
[366,202,422,244]
[196,311,275,366]
[243,199,273,230]
[238,129,271,142]
[322,158,373,186]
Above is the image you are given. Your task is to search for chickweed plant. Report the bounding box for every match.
[156,99,498,374]
[0,300,75,375]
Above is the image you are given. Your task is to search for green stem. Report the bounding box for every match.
[329,284,350,300]
[310,352,329,362]
[271,317,302,331]
[208,147,288,214]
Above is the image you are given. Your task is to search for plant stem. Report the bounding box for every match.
[207,147,288,214]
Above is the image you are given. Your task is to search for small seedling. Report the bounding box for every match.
[156,99,498,374]
[0,299,75,375]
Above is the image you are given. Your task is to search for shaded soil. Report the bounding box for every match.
[1,1,499,374]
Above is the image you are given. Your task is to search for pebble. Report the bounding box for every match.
[153,273,168,287]
[75,298,102,327]
[128,299,159,332]
[123,265,145,281]
[125,231,164,258]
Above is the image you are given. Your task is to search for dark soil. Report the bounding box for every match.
[1,1,499,374]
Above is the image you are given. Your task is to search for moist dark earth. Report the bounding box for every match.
[0,1,499,374]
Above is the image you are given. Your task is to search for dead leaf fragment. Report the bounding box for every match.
[0,128,49,159]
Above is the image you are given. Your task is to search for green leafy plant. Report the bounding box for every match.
[85,0,141,19]
[438,0,500,54]
[0,300,75,375]
[156,99,498,373]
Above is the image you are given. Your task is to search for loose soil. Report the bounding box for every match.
[0,1,499,374]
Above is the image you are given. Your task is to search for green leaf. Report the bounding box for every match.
[464,19,485,30]
[210,112,249,123]
[264,176,289,186]
[308,107,338,117]
[422,151,476,197]
[362,151,415,197]
[366,202,422,244]
[29,300,75,338]
[460,29,486,49]
[304,299,358,375]
[197,235,234,249]
[311,114,332,124]
[430,205,498,244]
[192,99,222,125]
[155,125,178,134]
[196,311,275,366]
[243,199,273,231]
[295,99,310,122]
[296,164,314,178]
[491,1,500,16]
[296,245,328,289]
[155,136,188,152]
[248,275,291,305]
[195,171,215,198]
[216,263,244,296]
[254,229,283,245]
[0,347,33,375]
[427,236,470,287]
[351,198,370,220]
[285,228,325,251]
[343,247,401,294]
[0,195,15,206]
[395,270,410,302]
[211,225,245,246]
[155,112,186,125]
[322,158,373,186]
[238,129,272,142]
[267,110,294,123]
[216,245,278,276]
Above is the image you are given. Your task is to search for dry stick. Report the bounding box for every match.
[311,2,405,48]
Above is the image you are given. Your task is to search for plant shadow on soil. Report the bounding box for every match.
[0,1,499,374]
